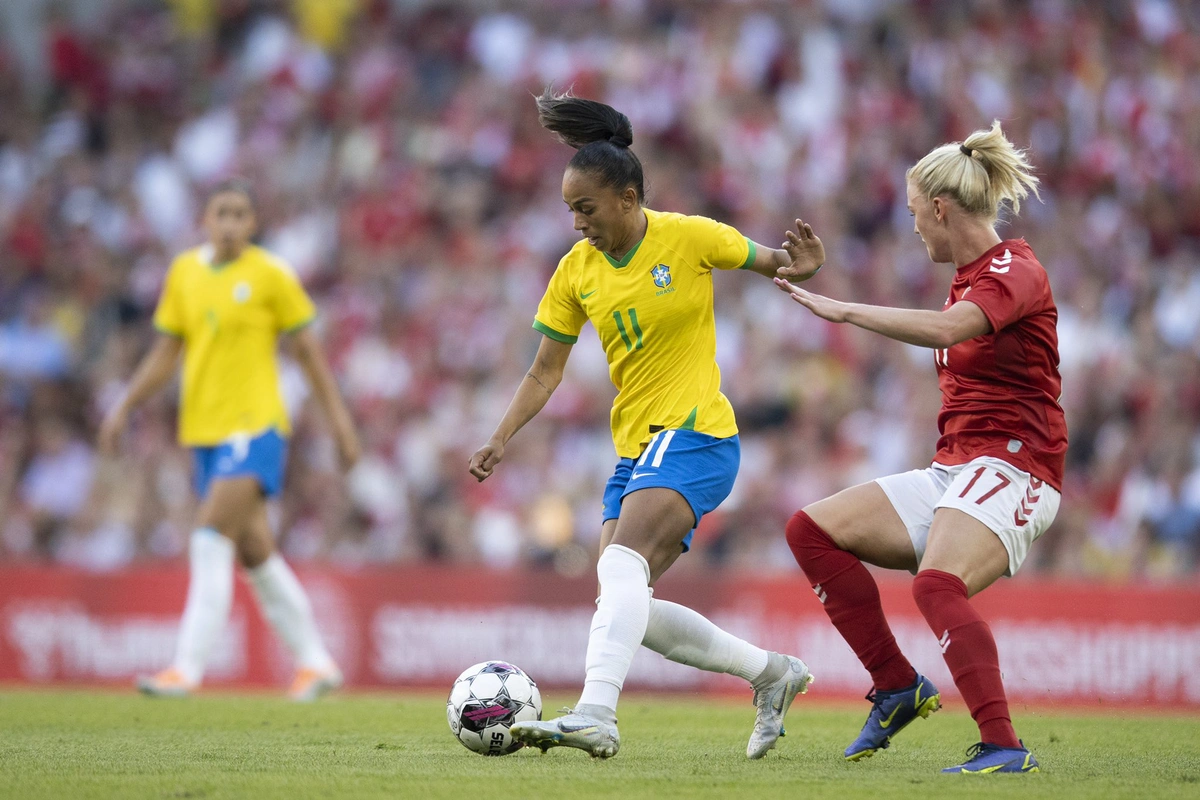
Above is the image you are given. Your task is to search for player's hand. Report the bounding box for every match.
[775,218,825,281]
[773,278,852,323]
[468,440,504,482]
[97,406,129,456]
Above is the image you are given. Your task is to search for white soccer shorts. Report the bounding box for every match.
[875,455,1061,576]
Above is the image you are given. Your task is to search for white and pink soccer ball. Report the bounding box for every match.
[446,661,542,756]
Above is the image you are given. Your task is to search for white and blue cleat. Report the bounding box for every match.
[510,705,621,759]
[747,653,814,759]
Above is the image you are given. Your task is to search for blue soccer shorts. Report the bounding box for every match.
[601,429,740,552]
[191,428,288,499]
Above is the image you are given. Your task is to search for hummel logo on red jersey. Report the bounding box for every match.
[1013,477,1044,527]
[813,584,827,604]
[989,249,1013,273]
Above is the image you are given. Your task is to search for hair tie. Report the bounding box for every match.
[960,144,974,157]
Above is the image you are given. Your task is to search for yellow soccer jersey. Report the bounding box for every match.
[153,244,316,446]
[534,208,756,458]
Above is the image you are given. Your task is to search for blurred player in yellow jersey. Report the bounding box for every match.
[99,178,360,701]
[469,91,826,759]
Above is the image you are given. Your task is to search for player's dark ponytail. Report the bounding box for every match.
[536,88,645,202]
[207,175,257,209]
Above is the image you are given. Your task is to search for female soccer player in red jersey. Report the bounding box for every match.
[775,122,1065,774]
[470,91,824,759]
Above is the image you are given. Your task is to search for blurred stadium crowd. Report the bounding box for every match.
[0,0,1197,580]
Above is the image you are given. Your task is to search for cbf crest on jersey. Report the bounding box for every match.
[651,264,672,289]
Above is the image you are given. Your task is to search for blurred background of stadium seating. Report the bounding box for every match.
[0,0,1196,582]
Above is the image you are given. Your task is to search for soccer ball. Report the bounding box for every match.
[446,661,542,756]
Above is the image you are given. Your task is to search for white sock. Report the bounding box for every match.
[577,544,651,713]
[247,553,335,672]
[642,598,770,683]
[173,528,235,685]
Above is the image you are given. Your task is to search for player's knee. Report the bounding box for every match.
[609,517,687,581]
[239,536,272,568]
[786,510,835,567]
[911,569,968,616]
[911,570,935,614]
[784,510,808,551]
[195,507,238,540]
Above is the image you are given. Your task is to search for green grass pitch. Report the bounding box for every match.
[0,689,1197,799]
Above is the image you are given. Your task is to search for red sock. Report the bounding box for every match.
[786,511,916,691]
[912,569,1020,749]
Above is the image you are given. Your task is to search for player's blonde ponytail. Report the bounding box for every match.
[906,121,1040,221]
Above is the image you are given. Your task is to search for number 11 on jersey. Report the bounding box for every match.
[613,308,644,352]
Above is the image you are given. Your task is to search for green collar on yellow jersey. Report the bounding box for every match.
[201,243,247,271]
[603,236,645,269]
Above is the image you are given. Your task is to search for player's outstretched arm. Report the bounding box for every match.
[291,326,361,471]
[469,336,572,482]
[98,334,184,455]
[773,278,991,348]
[744,218,825,281]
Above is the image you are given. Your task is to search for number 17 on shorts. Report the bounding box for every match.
[936,456,1062,576]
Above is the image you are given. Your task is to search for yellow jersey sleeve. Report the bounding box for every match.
[152,258,187,337]
[533,256,587,344]
[687,215,756,272]
[269,260,317,333]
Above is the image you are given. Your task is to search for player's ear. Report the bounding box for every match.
[621,185,638,210]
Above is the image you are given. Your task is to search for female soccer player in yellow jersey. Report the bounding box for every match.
[98,178,360,701]
[469,91,825,759]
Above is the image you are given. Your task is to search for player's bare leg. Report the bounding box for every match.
[805,482,919,570]
[918,508,1008,597]
[593,519,813,758]
[512,488,692,758]
[917,509,1037,772]
[515,495,812,759]
[240,501,341,702]
[138,477,260,696]
[789,482,940,760]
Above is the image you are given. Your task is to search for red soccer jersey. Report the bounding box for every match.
[933,239,1067,490]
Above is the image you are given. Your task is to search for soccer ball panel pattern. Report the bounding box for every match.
[446,660,542,756]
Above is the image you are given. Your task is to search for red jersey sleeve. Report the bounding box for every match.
[960,256,1049,333]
